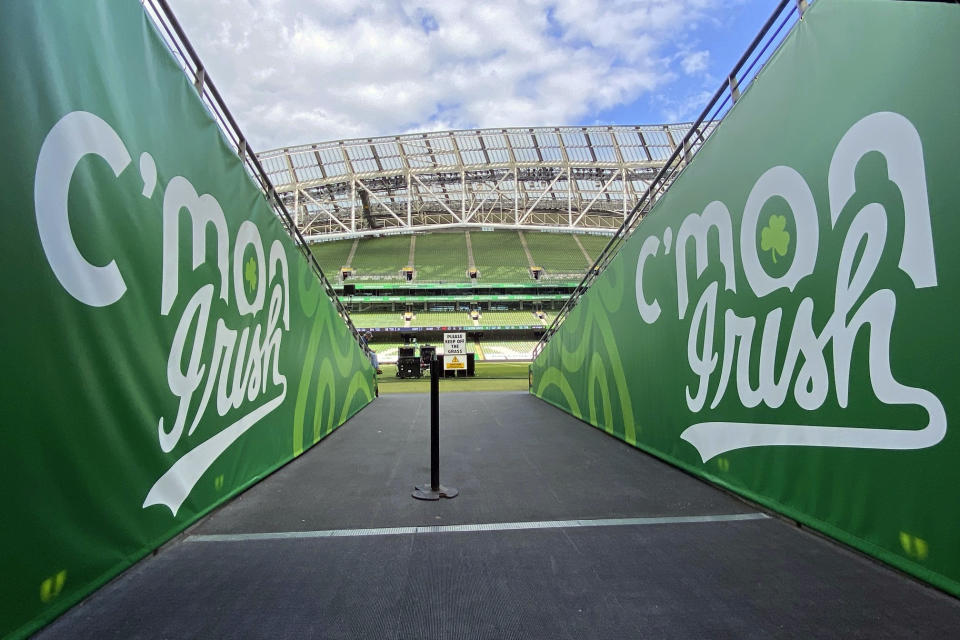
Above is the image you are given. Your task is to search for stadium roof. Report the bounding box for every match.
[257,123,714,240]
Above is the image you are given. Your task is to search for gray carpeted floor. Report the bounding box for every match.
[37,392,960,639]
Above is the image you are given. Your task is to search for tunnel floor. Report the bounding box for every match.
[39,391,960,639]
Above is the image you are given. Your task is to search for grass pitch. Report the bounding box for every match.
[377,361,530,394]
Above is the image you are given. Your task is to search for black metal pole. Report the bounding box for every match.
[430,354,440,491]
[412,352,458,500]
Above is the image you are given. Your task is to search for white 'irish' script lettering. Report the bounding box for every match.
[34,111,291,516]
[635,112,945,462]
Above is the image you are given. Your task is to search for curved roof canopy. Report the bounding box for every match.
[257,123,711,240]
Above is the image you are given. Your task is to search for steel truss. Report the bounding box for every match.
[257,124,713,240]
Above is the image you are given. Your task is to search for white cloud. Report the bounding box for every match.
[164,0,724,150]
[681,50,710,75]
[657,89,715,123]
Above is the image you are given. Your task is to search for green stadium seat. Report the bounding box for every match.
[415,232,469,282]
[350,235,411,280]
[478,340,539,361]
[470,231,530,282]
[409,311,471,328]
[576,234,613,264]
[350,311,405,328]
[310,239,355,280]
[524,232,591,276]
[478,310,538,326]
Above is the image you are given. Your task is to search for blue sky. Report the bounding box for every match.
[591,0,778,126]
[167,0,783,151]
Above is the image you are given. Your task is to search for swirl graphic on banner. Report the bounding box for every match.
[293,263,374,457]
[535,255,636,445]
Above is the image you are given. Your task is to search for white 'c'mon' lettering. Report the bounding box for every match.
[634,111,947,462]
[35,111,131,307]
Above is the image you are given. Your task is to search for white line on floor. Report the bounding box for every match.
[188,512,769,542]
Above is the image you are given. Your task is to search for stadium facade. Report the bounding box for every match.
[257,123,713,240]
[255,123,713,362]
[254,122,717,362]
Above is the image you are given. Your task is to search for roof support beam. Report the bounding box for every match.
[299,188,351,233]
[293,188,300,227]
[411,173,461,222]
[519,171,564,225]
[465,170,512,223]
[356,178,407,227]
[571,170,621,227]
[255,125,700,236]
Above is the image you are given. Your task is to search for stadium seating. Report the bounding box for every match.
[350,311,404,328]
[368,339,539,363]
[470,231,531,282]
[576,234,612,263]
[309,231,600,284]
[310,239,355,279]
[351,235,411,279]
[310,231,591,362]
[478,310,538,326]
[414,232,468,282]
[409,311,471,327]
[479,340,540,360]
[524,232,590,275]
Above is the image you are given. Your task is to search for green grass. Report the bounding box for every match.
[369,342,404,354]
[376,361,529,394]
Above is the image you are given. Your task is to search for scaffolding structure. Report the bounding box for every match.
[257,123,713,240]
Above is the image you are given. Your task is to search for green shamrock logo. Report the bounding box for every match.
[244,257,257,292]
[760,214,790,264]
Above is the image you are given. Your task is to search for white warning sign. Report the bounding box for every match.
[444,332,466,370]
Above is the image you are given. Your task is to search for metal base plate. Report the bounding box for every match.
[412,484,459,500]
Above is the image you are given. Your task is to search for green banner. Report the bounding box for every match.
[532,0,960,596]
[0,2,375,638]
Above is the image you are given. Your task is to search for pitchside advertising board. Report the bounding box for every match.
[444,332,467,370]
[531,0,960,597]
[0,2,375,638]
